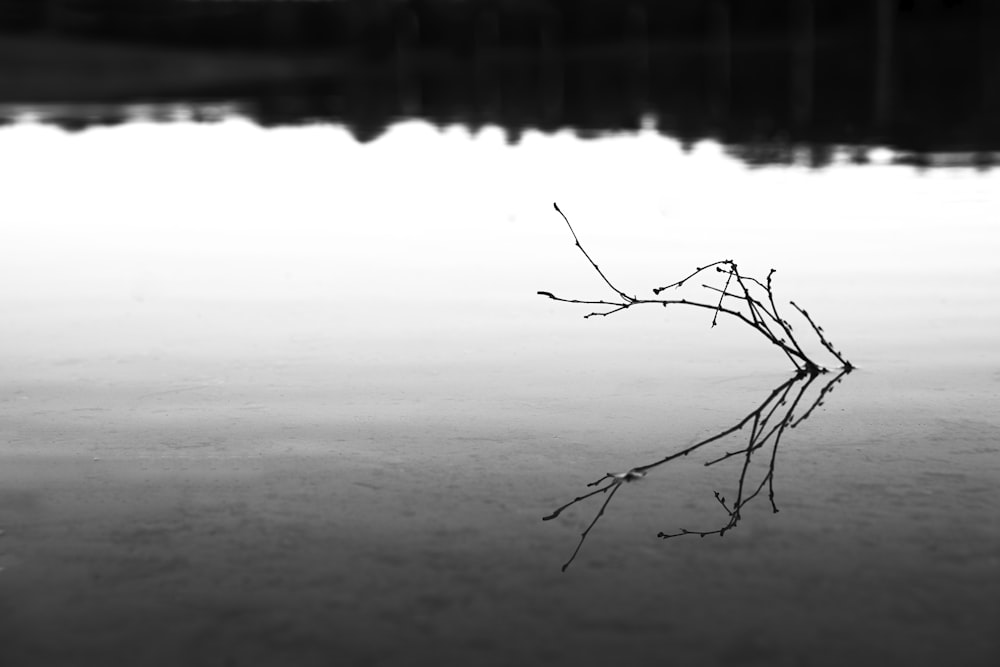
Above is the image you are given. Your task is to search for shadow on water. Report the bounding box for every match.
[1,0,999,166]
[544,367,852,572]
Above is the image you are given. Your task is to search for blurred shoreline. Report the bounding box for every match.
[2,0,998,166]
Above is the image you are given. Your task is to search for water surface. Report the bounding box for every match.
[0,120,998,666]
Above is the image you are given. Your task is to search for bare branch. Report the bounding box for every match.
[552,202,633,301]
[653,260,732,293]
[537,204,856,569]
[540,205,852,373]
[790,301,854,370]
[545,370,852,569]
[711,267,735,327]
[559,483,622,572]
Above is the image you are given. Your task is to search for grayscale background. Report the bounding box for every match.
[1,2,998,666]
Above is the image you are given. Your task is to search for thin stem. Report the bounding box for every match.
[712,268,735,327]
[653,260,732,293]
[790,301,853,370]
[553,202,633,301]
[559,482,621,572]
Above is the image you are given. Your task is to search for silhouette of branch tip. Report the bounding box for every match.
[539,205,851,372]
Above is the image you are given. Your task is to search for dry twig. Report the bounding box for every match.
[539,203,854,373]
[544,368,851,571]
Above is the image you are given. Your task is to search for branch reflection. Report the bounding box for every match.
[544,368,851,571]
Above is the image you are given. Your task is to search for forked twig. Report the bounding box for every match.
[544,368,851,571]
[790,301,854,371]
[538,203,853,373]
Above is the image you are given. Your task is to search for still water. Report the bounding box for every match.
[0,120,998,666]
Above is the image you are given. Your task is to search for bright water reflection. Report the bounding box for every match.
[0,122,998,666]
[1,119,997,364]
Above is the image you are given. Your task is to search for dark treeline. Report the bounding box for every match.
[2,0,998,166]
[0,0,987,55]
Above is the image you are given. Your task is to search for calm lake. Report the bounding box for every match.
[1,118,998,666]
